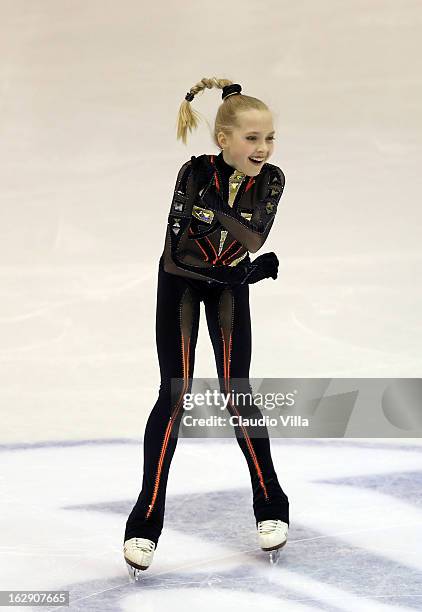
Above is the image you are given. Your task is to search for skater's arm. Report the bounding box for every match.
[162,158,252,285]
[211,165,285,253]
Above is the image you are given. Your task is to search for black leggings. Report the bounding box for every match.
[124,256,289,545]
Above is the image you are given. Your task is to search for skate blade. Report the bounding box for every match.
[269,549,280,565]
[263,539,287,565]
[125,561,148,582]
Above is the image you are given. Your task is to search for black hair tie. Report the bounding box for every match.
[222,84,242,100]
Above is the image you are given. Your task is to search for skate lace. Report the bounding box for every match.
[134,538,155,552]
[258,519,279,534]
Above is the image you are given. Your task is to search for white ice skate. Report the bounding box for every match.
[123,537,156,580]
[257,519,288,565]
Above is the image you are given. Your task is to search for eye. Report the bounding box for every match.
[246,136,275,141]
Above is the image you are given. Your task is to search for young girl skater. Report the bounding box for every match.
[124,77,289,577]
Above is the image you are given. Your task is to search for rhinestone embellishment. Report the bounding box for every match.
[192,205,214,224]
[171,218,181,234]
[218,230,228,255]
[228,170,246,207]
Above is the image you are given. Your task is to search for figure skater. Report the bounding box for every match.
[124,77,289,576]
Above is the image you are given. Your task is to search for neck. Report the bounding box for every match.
[217,151,246,176]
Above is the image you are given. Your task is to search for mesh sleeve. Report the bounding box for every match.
[213,165,285,253]
[162,158,251,284]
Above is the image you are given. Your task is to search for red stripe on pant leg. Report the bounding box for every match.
[145,332,190,519]
[221,326,269,501]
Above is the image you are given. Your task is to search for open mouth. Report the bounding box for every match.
[249,157,265,166]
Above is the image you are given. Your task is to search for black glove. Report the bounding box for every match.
[242,252,279,285]
[228,252,278,286]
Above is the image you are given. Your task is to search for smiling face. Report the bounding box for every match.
[217,109,275,176]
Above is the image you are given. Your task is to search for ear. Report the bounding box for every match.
[217,131,227,149]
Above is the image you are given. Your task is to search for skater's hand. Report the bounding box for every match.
[243,252,279,284]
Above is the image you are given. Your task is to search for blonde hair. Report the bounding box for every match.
[176,76,270,147]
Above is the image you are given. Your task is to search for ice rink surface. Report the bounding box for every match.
[1,0,421,610]
[1,438,422,611]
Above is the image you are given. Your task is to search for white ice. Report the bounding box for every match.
[1,439,422,611]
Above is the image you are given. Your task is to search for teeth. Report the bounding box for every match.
[250,157,264,162]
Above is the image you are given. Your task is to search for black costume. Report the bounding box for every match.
[124,152,289,545]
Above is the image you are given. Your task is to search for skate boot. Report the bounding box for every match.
[123,537,156,580]
[257,519,288,565]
